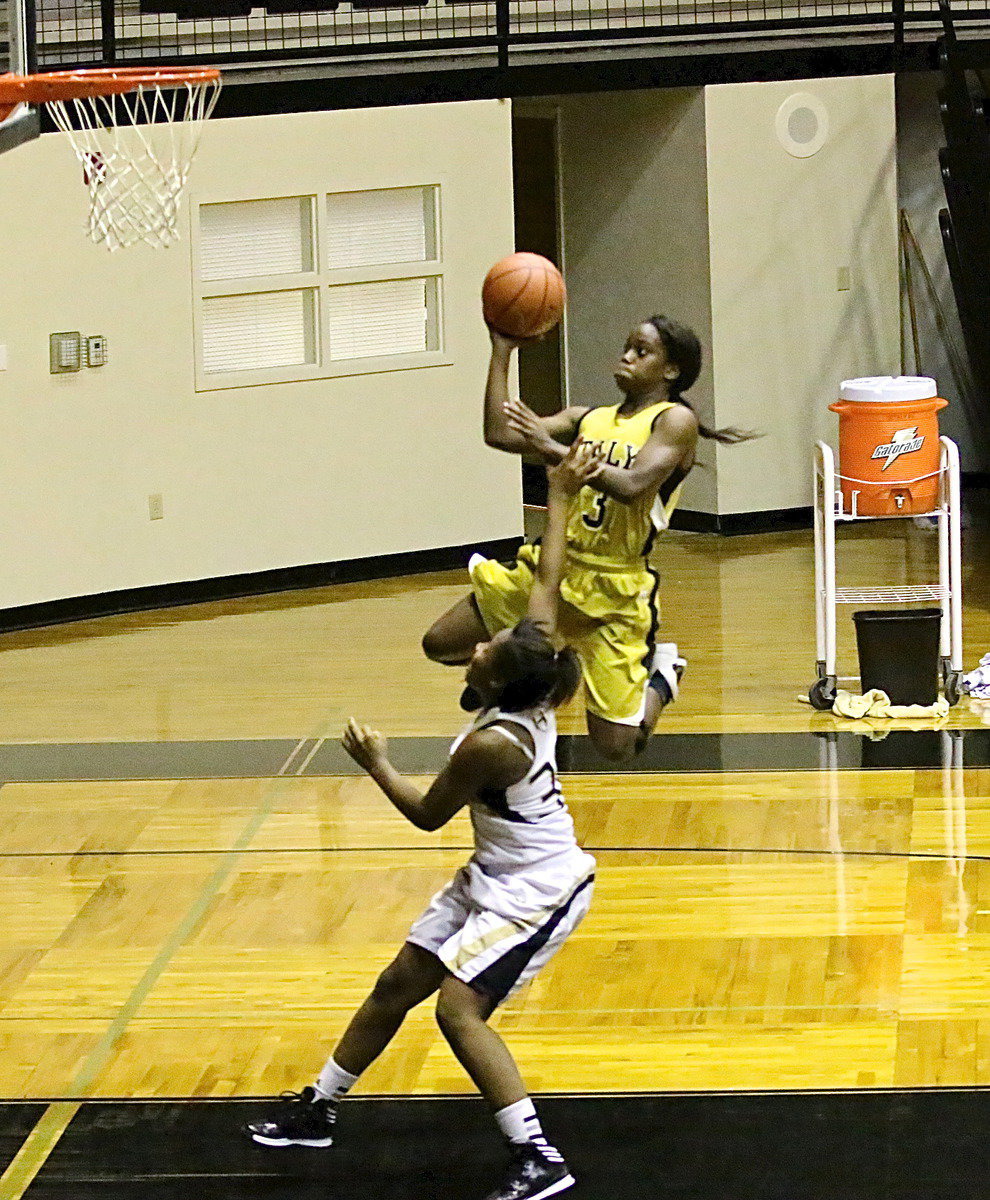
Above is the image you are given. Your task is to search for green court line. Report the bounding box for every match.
[0,1103,79,1200]
[0,718,340,1199]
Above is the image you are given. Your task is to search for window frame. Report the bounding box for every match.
[191,185,450,392]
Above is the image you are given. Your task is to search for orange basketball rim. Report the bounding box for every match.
[0,66,222,251]
[0,67,220,124]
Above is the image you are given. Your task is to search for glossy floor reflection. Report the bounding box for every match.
[4,841,990,1093]
[1,747,989,859]
[0,517,987,742]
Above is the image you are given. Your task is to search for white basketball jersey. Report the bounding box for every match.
[451,705,586,874]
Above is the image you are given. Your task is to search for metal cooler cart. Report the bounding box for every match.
[810,435,963,709]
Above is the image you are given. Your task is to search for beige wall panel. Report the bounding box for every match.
[0,100,520,608]
[554,88,716,514]
[705,75,899,514]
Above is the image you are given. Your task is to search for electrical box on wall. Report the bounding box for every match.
[50,332,109,373]
[85,336,107,367]
[50,331,82,374]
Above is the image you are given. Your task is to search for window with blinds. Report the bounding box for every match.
[202,291,317,373]
[325,187,437,269]
[200,197,315,280]
[195,185,444,389]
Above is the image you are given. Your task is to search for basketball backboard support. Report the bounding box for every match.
[0,0,40,157]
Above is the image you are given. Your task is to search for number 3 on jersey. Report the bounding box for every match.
[581,490,609,530]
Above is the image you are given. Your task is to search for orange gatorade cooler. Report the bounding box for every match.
[829,376,948,516]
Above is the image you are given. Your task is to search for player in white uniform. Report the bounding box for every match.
[246,443,598,1200]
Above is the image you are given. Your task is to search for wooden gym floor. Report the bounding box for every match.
[2,510,990,1196]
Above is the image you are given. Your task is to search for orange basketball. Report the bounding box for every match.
[482,252,566,339]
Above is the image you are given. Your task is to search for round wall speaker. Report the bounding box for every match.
[775,92,829,158]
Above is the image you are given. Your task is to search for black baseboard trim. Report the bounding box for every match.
[0,538,523,635]
[670,507,813,535]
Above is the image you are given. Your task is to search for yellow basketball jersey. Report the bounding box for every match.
[566,400,684,565]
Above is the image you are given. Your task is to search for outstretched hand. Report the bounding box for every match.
[547,439,602,495]
[503,396,554,457]
[342,717,389,773]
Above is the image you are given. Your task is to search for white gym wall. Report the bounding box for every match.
[553,75,899,519]
[706,74,899,516]
[0,76,906,612]
[0,99,520,610]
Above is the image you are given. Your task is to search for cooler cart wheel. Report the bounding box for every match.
[942,659,962,706]
[809,675,838,711]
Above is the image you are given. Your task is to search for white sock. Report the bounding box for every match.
[494,1098,564,1164]
[314,1057,359,1102]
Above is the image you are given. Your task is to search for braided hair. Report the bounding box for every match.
[647,315,756,445]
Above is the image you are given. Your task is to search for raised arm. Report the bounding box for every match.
[341,719,530,832]
[526,442,597,636]
[484,330,587,458]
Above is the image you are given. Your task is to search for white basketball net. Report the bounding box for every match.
[46,78,220,252]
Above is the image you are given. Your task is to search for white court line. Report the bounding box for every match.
[294,736,327,776]
[277,737,313,776]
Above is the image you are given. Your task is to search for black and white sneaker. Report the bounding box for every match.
[245,1087,336,1147]
[483,1142,575,1200]
[648,641,686,706]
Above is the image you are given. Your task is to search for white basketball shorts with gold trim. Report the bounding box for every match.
[406,853,596,1005]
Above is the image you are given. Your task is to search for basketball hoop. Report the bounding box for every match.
[0,67,221,251]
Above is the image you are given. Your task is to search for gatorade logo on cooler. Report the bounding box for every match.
[871,427,924,471]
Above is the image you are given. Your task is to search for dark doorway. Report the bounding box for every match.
[512,110,565,506]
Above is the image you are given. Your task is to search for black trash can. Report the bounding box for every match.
[852,608,942,706]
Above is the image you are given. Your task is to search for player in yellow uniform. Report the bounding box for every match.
[423,314,750,761]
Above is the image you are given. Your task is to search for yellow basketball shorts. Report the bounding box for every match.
[469,543,660,726]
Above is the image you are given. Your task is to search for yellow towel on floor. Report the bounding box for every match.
[832,688,950,720]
